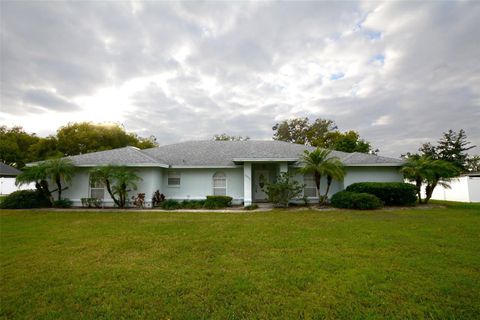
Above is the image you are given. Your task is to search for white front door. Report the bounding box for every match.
[254,170,269,201]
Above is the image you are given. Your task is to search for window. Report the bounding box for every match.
[90,179,105,199]
[213,172,227,196]
[304,173,317,197]
[168,171,181,186]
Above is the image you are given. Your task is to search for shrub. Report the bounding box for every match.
[331,191,383,210]
[53,199,73,208]
[263,172,304,208]
[0,190,51,209]
[81,198,103,208]
[346,182,417,206]
[244,204,259,211]
[181,200,206,209]
[160,199,181,210]
[204,196,233,209]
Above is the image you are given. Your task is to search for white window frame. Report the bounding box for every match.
[167,171,181,187]
[213,172,227,196]
[89,178,105,200]
[303,173,317,198]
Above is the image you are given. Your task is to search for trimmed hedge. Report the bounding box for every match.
[160,199,182,210]
[0,190,51,209]
[204,196,233,209]
[331,191,383,210]
[346,182,417,206]
[53,199,73,208]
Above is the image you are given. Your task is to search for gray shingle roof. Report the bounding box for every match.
[0,163,22,176]
[143,140,403,167]
[38,141,403,167]
[64,147,167,167]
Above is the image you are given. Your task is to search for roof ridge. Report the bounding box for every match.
[129,147,168,165]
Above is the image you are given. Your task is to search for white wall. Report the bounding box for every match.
[0,177,35,195]
[343,166,403,188]
[428,176,480,202]
[162,168,244,204]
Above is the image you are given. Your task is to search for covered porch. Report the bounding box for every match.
[234,158,298,205]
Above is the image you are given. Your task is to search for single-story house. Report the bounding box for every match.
[46,140,404,207]
[426,172,480,202]
[0,163,34,195]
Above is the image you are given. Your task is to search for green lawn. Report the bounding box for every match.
[1,206,479,319]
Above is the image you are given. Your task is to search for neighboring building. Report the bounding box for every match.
[38,140,404,207]
[0,163,34,195]
[429,172,480,202]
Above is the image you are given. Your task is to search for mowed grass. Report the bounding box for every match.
[1,207,479,319]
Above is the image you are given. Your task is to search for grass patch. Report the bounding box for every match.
[1,207,479,319]
[429,199,480,210]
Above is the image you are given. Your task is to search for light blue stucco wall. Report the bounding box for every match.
[162,167,244,204]
[56,164,403,207]
[343,166,403,187]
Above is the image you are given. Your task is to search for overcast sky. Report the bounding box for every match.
[1,1,479,157]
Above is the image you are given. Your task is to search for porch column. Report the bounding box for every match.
[243,162,252,206]
[279,162,288,173]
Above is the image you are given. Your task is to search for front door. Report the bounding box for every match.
[254,170,269,201]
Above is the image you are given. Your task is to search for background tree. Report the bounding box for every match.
[465,155,480,172]
[418,129,474,172]
[90,165,141,208]
[213,133,250,141]
[0,123,158,168]
[272,117,376,154]
[0,126,40,168]
[299,149,344,205]
[56,122,158,156]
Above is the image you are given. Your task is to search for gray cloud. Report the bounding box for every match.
[0,1,479,157]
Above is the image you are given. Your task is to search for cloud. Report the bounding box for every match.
[0,0,479,157]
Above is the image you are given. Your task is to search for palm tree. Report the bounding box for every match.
[423,159,460,204]
[323,158,346,201]
[111,167,141,208]
[90,165,141,208]
[44,158,75,201]
[401,155,432,204]
[15,162,53,204]
[299,149,345,205]
[401,155,460,204]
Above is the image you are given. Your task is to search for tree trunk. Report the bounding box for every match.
[324,176,333,203]
[415,178,422,204]
[315,172,322,204]
[424,181,437,204]
[105,179,120,207]
[56,176,62,201]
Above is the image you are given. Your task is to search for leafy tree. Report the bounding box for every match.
[56,122,158,156]
[0,126,40,168]
[466,155,480,172]
[263,172,304,207]
[44,159,75,201]
[90,165,142,208]
[320,130,377,154]
[419,129,474,171]
[299,149,345,205]
[213,133,250,141]
[272,117,376,154]
[273,117,337,145]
